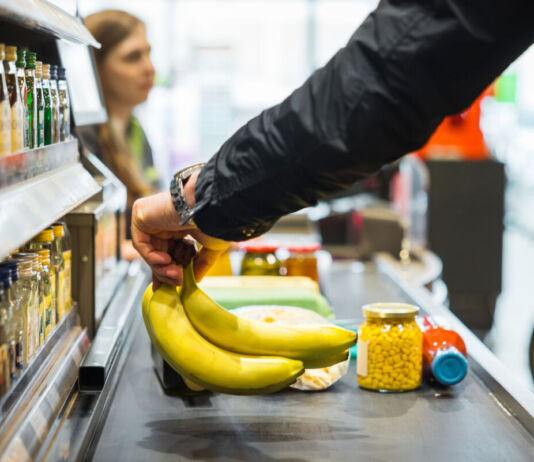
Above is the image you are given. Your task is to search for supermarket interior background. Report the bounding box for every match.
[68,0,534,389]
[1,0,534,460]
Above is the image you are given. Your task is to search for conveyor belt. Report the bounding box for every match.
[88,262,534,461]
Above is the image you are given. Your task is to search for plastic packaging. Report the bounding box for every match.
[233,305,349,391]
[417,316,468,386]
[357,303,422,392]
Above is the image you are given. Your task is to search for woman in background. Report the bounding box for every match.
[82,10,158,260]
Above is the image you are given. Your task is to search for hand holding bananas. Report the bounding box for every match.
[142,261,357,395]
[131,178,229,288]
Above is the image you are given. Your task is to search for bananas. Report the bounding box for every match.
[144,284,304,395]
[180,263,356,361]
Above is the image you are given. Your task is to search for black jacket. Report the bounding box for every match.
[193,0,534,241]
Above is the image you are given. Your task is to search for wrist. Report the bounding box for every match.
[183,170,199,209]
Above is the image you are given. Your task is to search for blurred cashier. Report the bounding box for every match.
[80,10,158,260]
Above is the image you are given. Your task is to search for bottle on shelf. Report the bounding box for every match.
[4,46,24,153]
[0,44,11,155]
[41,64,52,146]
[26,252,44,347]
[417,316,468,386]
[15,49,29,150]
[52,223,65,321]
[27,229,57,333]
[57,67,70,141]
[0,276,11,396]
[34,61,45,147]
[10,253,38,365]
[25,52,37,149]
[58,222,72,311]
[49,65,60,143]
[0,269,16,383]
[36,250,54,339]
[0,262,24,376]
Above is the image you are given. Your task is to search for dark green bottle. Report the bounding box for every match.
[25,52,36,149]
[42,64,52,145]
[35,61,44,147]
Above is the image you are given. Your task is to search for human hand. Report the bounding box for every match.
[131,174,229,288]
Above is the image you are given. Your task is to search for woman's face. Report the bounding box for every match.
[99,24,155,108]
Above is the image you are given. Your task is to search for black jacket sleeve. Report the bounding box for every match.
[193,0,534,241]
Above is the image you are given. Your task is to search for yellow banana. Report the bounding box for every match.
[146,284,304,395]
[181,263,357,361]
[303,350,349,369]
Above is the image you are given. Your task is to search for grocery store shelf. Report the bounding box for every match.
[0,0,99,47]
[0,160,101,260]
[0,139,79,189]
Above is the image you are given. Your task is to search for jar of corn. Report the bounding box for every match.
[357,303,422,392]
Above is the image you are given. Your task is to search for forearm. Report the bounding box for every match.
[193,0,534,241]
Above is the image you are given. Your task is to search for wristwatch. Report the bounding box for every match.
[170,162,205,225]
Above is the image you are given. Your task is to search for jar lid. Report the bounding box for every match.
[242,243,279,253]
[35,229,54,242]
[53,224,64,237]
[288,244,321,252]
[362,303,419,319]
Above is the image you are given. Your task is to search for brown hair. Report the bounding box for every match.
[84,10,154,206]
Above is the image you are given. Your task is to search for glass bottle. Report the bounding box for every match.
[11,254,37,365]
[0,270,16,382]
[25,52,37,149]
[1,262,24,375]
[57,221,72,311]
[0,44,11,155]
[0,277,12,395]
[27,229,56,330]
[49,65,60,143]
[42,64,52,146]
[52,223,65,321]
[4,46,23,152]
[35,61,44,147]
[15,49,29,149]
[357,303,423,392]
[58,67,70,141]
[26,252,44,347]
[36,250,54,339]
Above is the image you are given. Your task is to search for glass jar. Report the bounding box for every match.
[52,223,65,320]
[357,303,422,392]
[284,244,320,283]
[241,244,281,276]
[11,254,37,364]
[36,250,55,339]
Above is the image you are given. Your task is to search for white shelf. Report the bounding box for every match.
[0,158,100,259]
[0,0,100,48]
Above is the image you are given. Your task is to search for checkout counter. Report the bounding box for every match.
[0,2,532,461]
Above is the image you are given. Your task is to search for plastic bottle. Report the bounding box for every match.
[417,316,468,386]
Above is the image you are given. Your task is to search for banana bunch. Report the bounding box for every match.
[142,262,357,395]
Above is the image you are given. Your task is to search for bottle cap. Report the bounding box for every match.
[0,261,19,282]
[53,224,64,238]
[37,249,50,267]
[362,303,419,319]
[287,244,321,253]
[35,229,54,242]
[50,64,58,80]
[25,51,36,69]
[0,269,12,289]
[42,64,50,80]
[10,254,34,277]
[0,44,5,60]
[15,49,26,68]
[5,46,17,62]
[431,347,468,386]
